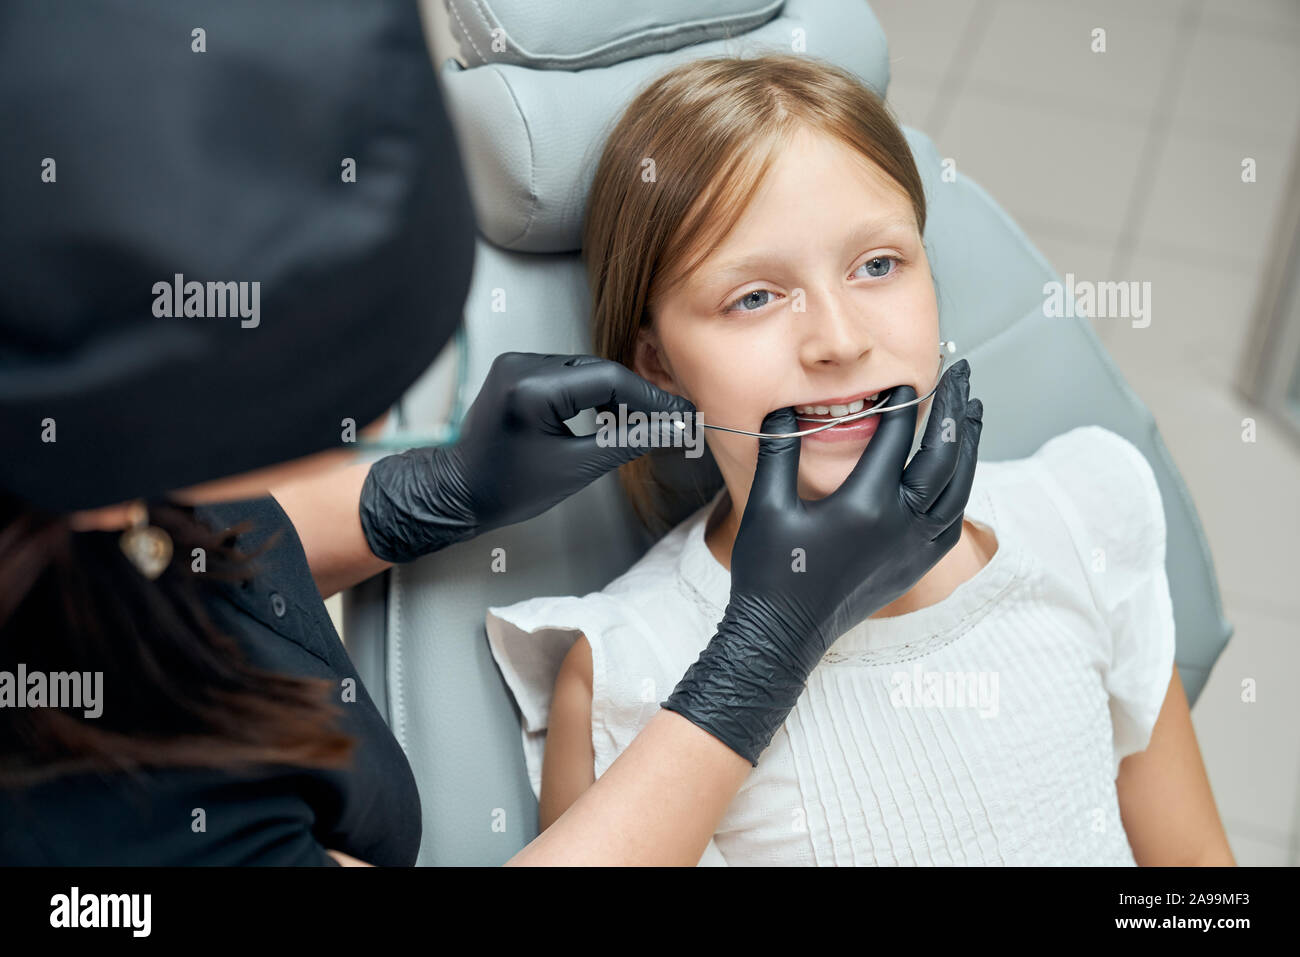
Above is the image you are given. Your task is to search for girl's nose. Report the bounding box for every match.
[797,288,874,367]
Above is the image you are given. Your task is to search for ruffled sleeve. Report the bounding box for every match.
[485,592,628,802]
[1031,426,1177,775]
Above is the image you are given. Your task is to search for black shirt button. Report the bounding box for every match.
[270,592,287,618]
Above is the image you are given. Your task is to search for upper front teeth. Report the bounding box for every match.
[796,394,877,416]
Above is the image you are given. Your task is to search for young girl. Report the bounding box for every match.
[485,53,1234,866]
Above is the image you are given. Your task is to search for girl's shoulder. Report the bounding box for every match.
[961,424,1169,639]
[1020,425,1176,770]
[1015,424,1167,563]
[982,426,1172,673]
[972,425,1163,539]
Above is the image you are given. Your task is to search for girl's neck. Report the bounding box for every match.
[703,491,742,570]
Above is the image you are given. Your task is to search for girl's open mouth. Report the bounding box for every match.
[795,385,897,443]
[801,413,880,444]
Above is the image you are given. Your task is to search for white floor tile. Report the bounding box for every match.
[869,0,983,88]
[1102,248,1260,389]
[1166,13,1300,151]
[1003,0,1194,23]
[1133,131,1291,275]
[938,92,1150,244]
[1222,827,1294,866]
[964,0,1187,125]
[887,76,944,130]
[1202,0,1300,37]
[1192,600,1300,847]
[1027,225,1125,282]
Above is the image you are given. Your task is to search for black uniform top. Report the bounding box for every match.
[0,495,422,865]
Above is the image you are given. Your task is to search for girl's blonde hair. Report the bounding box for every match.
[582,53,927,533]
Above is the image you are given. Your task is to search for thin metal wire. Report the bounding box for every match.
[692,347,953,440]
[358,336,957,447]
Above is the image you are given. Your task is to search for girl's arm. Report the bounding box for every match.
[538,635,597,830]
[1115,665,1236,865]
[509,633,750,865]
[509,708,750,865]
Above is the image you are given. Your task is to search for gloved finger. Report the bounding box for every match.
[930,509,965,552]
[900,360,970,514]
[927,399,983,527]
[749,407,802,510]
[546,355,697,422]
[837,383,919,501]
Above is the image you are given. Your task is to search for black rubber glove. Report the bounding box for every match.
[662,358,983,765]
[359,352,696,562]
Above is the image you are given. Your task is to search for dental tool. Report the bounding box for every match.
[678,340,958,440]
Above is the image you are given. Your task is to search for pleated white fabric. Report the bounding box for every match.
[486,426,1176,866]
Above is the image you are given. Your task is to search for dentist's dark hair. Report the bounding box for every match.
[583,53,928,533]
[0,493,354,788]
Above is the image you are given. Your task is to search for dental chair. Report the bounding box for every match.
[344,0,1235,865]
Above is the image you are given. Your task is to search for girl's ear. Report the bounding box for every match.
[633,327,684,397]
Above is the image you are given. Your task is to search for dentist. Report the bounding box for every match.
[0,0,981,866]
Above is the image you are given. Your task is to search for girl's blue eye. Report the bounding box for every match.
[723,257,901,313]
[726,289,774,312]
[856,256,897,279]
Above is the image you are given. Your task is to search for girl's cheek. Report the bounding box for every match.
[704,432,753,470]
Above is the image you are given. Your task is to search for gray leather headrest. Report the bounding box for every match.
[439,0,891,252]
[446,0,785,70]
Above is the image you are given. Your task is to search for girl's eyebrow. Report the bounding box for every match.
[704,215,915,283]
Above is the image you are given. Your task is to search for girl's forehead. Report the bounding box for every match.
[697,180,916,270]
[656,129,917,299]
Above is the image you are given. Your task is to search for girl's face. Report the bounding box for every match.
[636,126,940,504]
